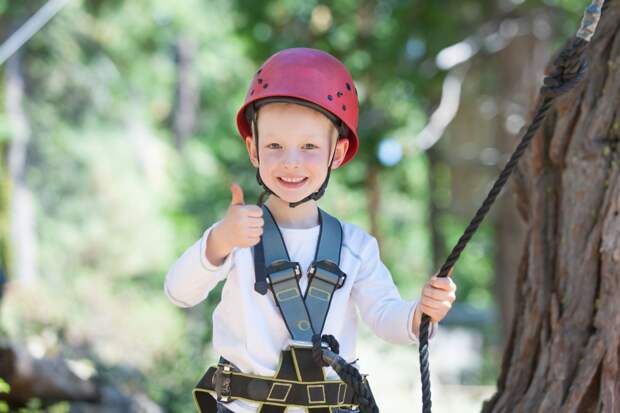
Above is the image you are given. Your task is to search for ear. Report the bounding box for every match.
[245,136,259,168]
[330,138,350,169]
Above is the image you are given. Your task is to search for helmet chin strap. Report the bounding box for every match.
[251,108,337,208]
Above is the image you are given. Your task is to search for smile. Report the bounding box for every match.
[277,176,308,188]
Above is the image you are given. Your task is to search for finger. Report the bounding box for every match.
[243,215,265,228]
[246,218,264,229]
[423,293,453,309]
[244,205,263,217]
[420,298,443,310]
[246,227,263,237]
[430,277,454,291]
[432,275,457,292]
[247,236,261,246]
[419,304,439,320]
[421,304,447,322]
[230,183,245,206]
[423,288,451,302]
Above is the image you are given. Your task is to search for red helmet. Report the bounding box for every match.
[236,48,359,166]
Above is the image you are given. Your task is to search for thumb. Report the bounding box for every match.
[229,183,245,206]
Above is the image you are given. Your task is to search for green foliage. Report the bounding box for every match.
[0,378,9,413]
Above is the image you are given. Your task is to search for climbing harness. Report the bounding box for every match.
[235,48,360,208]
[417,1,607,412]
[193,205,377,412]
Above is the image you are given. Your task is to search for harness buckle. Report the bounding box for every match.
[266,260,302,285]
[288,339,314,349]
[308,260,346,289]
[214,362,233,402]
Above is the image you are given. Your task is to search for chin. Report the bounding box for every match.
[273,192,312,204]
[269,186,317,205]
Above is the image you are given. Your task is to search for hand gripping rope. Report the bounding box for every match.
[417,1,608,412]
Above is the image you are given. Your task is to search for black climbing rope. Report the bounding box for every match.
[417,1,607,412]
[314,333,379,413]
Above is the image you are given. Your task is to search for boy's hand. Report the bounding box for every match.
[213,183,264,250]
[412,270,457,338]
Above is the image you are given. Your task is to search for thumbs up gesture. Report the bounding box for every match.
[213,183,264,250]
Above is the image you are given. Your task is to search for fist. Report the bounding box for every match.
[416,271,457,323]
[215,183,264,249]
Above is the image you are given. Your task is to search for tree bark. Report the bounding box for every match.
[482,3,620,412]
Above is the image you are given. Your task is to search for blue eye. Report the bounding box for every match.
[267,143,281,149]
[304,144,317,149]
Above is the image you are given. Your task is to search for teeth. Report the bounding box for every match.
[280,177,305,183]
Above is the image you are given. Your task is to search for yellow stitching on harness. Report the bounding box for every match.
[307,384,326,404]
[267,382,292,402]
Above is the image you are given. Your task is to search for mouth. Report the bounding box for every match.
[277,176,308,189]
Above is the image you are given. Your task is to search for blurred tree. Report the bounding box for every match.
[483,3,620,411]
[5,50,38,285]
[2,1,46,286]
[170,36,198,150]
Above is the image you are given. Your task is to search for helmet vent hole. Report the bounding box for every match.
[327,95,333,101]
[257,69,263,74]
[250,89,255,95]
[263,83,269,89]
[337,91,343,97]
[346,83,351,91]
[258,78,263,84]
[342,105,346,111]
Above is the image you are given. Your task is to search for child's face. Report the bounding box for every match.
[245,103,349,204]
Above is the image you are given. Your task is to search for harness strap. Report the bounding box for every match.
[192,349,356,412]
[254,205,345,341]
[304,209,344,335]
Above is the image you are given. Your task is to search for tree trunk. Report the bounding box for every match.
[5,51,38,284]
[366,161,383,248]
[482,4,620,412]
[171,36,198,151]
[426,145,447,269]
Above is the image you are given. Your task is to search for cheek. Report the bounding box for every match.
[304,150,328,165]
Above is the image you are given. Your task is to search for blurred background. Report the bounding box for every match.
[0,0,589,411]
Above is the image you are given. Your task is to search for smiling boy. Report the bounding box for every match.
[164,48,457,413]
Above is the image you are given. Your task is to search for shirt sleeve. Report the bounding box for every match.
[351,235,437,345]
[164,222,235,308]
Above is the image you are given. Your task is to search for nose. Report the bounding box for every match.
[282,148,302,168]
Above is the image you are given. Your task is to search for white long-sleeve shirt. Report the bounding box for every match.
[164,219,435,413]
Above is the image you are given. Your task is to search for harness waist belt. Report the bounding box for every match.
[193,356,356,411]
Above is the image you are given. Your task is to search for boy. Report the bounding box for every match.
[164,48,457,413]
